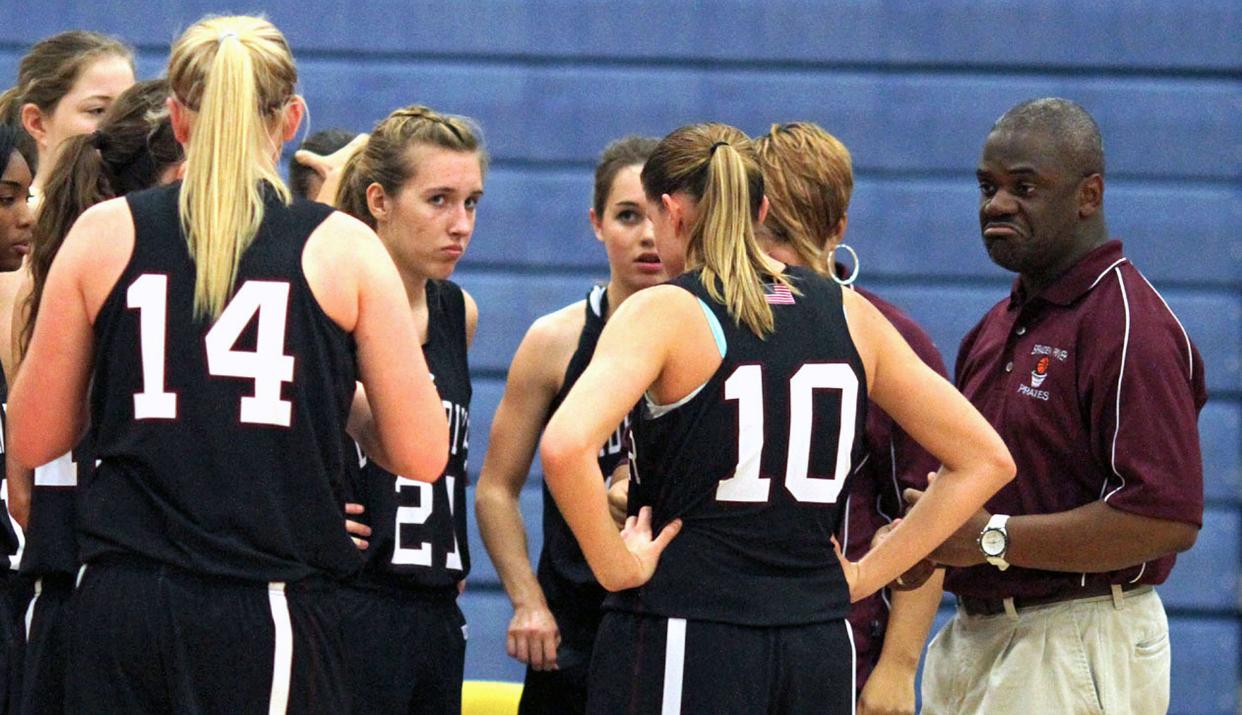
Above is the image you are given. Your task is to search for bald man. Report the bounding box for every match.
[912,98,1206,714]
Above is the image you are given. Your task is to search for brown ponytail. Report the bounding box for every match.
[22,79,183,356]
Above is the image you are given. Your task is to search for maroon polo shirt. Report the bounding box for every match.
[946,240,1207,600]
[840,283,946,686]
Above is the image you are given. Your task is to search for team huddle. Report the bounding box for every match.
[0,13,1207,715]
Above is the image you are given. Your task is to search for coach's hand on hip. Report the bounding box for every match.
[904,487,990,567]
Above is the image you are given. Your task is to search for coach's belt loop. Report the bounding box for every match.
[1111,584,1125,610]
[1002,597,1019,620]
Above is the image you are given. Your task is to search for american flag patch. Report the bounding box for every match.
[764,282,796,305]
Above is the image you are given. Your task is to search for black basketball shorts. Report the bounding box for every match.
[587,611,856,715]
[21,572,74,715]
[65,558,349,714]
[338,583,467,715]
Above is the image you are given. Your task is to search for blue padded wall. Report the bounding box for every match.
[2,2,1238,712]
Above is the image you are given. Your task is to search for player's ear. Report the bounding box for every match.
[167,96,191,145]
[830,213,848,244]
[280,96,305,142]
[365,182,389,224]
[21,102,48,147]
[589,207,604,242]
[661,193,683,234]
[756,195,770,225]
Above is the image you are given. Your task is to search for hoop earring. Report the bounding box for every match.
[828,243,860,286]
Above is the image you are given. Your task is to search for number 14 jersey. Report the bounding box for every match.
[81,183,363,583]
[616,267,867,625]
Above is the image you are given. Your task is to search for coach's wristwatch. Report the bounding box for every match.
[978,514,1011,571]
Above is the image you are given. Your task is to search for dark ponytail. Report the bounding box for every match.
[22,80,182,356]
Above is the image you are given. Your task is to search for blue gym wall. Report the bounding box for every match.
[2,2,1238,712]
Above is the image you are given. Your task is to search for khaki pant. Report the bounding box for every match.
[921,587,1170,715]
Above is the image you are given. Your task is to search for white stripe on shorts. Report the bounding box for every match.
[268,582,293,715]
[24,577,41,641]
[662,618,687,715]
[845,620,857,714]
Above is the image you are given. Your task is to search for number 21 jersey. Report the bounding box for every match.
[350,279,471,593]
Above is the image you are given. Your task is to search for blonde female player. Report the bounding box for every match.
[540,123,1015,714]
[6,16,447,713]
[755,122,948,715]
[475,135,666,714]
[333,104,484,715]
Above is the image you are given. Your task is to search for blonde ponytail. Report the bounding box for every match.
[643,123,794,338]
[168,16,297,320]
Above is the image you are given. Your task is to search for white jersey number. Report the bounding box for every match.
[392,474,462,570]
[128,275,295,426]
[716,363,858,504]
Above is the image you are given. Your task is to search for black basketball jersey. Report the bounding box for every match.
[611,267,867,626]
[20,441,93,577]
[349,279,471,594]
[0,375,21,570]
[538,286,628,596]
[79,182,363,583]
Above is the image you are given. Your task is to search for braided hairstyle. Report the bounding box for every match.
[336,104,486,227]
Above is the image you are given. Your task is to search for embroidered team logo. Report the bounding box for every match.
[1030,356,1051,387]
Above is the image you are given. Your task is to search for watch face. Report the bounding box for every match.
[980,529,1006,557]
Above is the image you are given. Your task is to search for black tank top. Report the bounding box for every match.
[537,286,628,601]
[79,183,363,583]
[0,376,22,570]
[20,441,92,577]
[610,267,867,625]
[349,279,471,595]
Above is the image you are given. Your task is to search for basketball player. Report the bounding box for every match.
[539,123,1015,714]
[754,122,946,714]
[0,123,33,714]
[333,104,484,714]
[6,79,183,715]
[5,16,447,713]
[0,31,135,385]
[476,135,665,714]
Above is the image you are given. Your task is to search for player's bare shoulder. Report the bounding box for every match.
[515,298,590,391]
[302,209,391,333]
[305,210,385,272]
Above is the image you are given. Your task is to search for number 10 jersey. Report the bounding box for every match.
[80,183,364,584]
[615,266,867,625]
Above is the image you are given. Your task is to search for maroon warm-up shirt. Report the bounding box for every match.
[947,240,1207,601]
[840,282,947,687]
